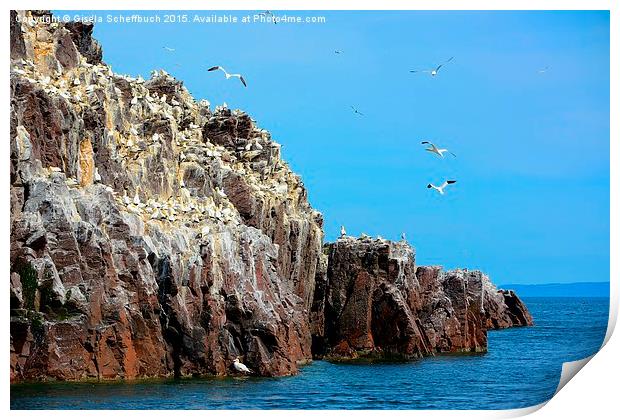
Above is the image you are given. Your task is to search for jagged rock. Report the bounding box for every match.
[418,268,487,353]
[10,11,27,60]
[318,237,430,360]
[497,289,534,327]
[63,21,102,65]
[312,238,533,360]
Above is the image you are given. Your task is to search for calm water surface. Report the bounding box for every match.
[11,297,609,410]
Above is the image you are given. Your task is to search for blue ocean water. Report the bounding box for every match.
[10,297,610,410]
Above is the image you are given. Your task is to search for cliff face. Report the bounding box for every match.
[311,237,533,360]
[10,10,532,383]
[10,10,322,381]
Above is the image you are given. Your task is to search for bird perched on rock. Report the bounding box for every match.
[410,56,454,77]
[427,180,457,195]
[233,357,252,374]
[401,232,406,241]
[207,66,247,87]
[421,141,456,158]
[340,225,346,237]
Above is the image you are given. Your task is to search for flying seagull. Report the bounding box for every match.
[232,357,252,374]
[538,66,550,74]
[340,225,346,237]
[421,141,456,158]
[427,180,457,195]
[351,106,364,116]
[163,47,175,52]
[334,50,343,54]
[410,57,454,76]
[207,66,247,87]
[259,10,277,24]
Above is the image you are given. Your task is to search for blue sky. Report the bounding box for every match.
[63,10,610,284]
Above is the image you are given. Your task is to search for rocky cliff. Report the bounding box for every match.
[310,237,533,360]
[10,10,532,383]
[10,10,322,381]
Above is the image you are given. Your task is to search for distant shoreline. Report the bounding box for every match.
[499,282,609,298]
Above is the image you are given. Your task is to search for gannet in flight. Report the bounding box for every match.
[350,106,364,116]
[410,57,454,76]
[334,50,343,54]
[421,141,456,158]
[163,47,175,52]
[258,11,277,23]
[538,66,550,74]
[340,225,346,237]
[207,66,247,87]
[427,180,457,195]
[233,357,252,374]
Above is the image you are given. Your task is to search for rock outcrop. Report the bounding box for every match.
[311,237,533,360]
[10,10,532,383]
[10,10,321,382]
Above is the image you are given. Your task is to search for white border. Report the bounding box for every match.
[3,1,617,419]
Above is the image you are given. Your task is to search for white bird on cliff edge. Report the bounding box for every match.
[427,180,457,195]
[410,56,454,76]
[421,141,456,158]
[208,66,247,87]
[233,357,252,374]
[340,225,347,237]
[401,232,406,241]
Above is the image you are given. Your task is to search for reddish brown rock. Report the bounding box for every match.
[495,289,534,327]
[312,238,533,360]
[318,237,430,360]
[10,10,318,382]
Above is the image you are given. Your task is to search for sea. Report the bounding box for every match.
[10,297,610,410]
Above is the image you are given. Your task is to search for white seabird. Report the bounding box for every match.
[410,57,454,76]
[340,225,346,237]
[427,180,457,195]
[163,46,175,52]
[233,357,252,374]
[207,66,247,87]
[421,141,456,158]
[538,66,550,74]
[258,10,277,24]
